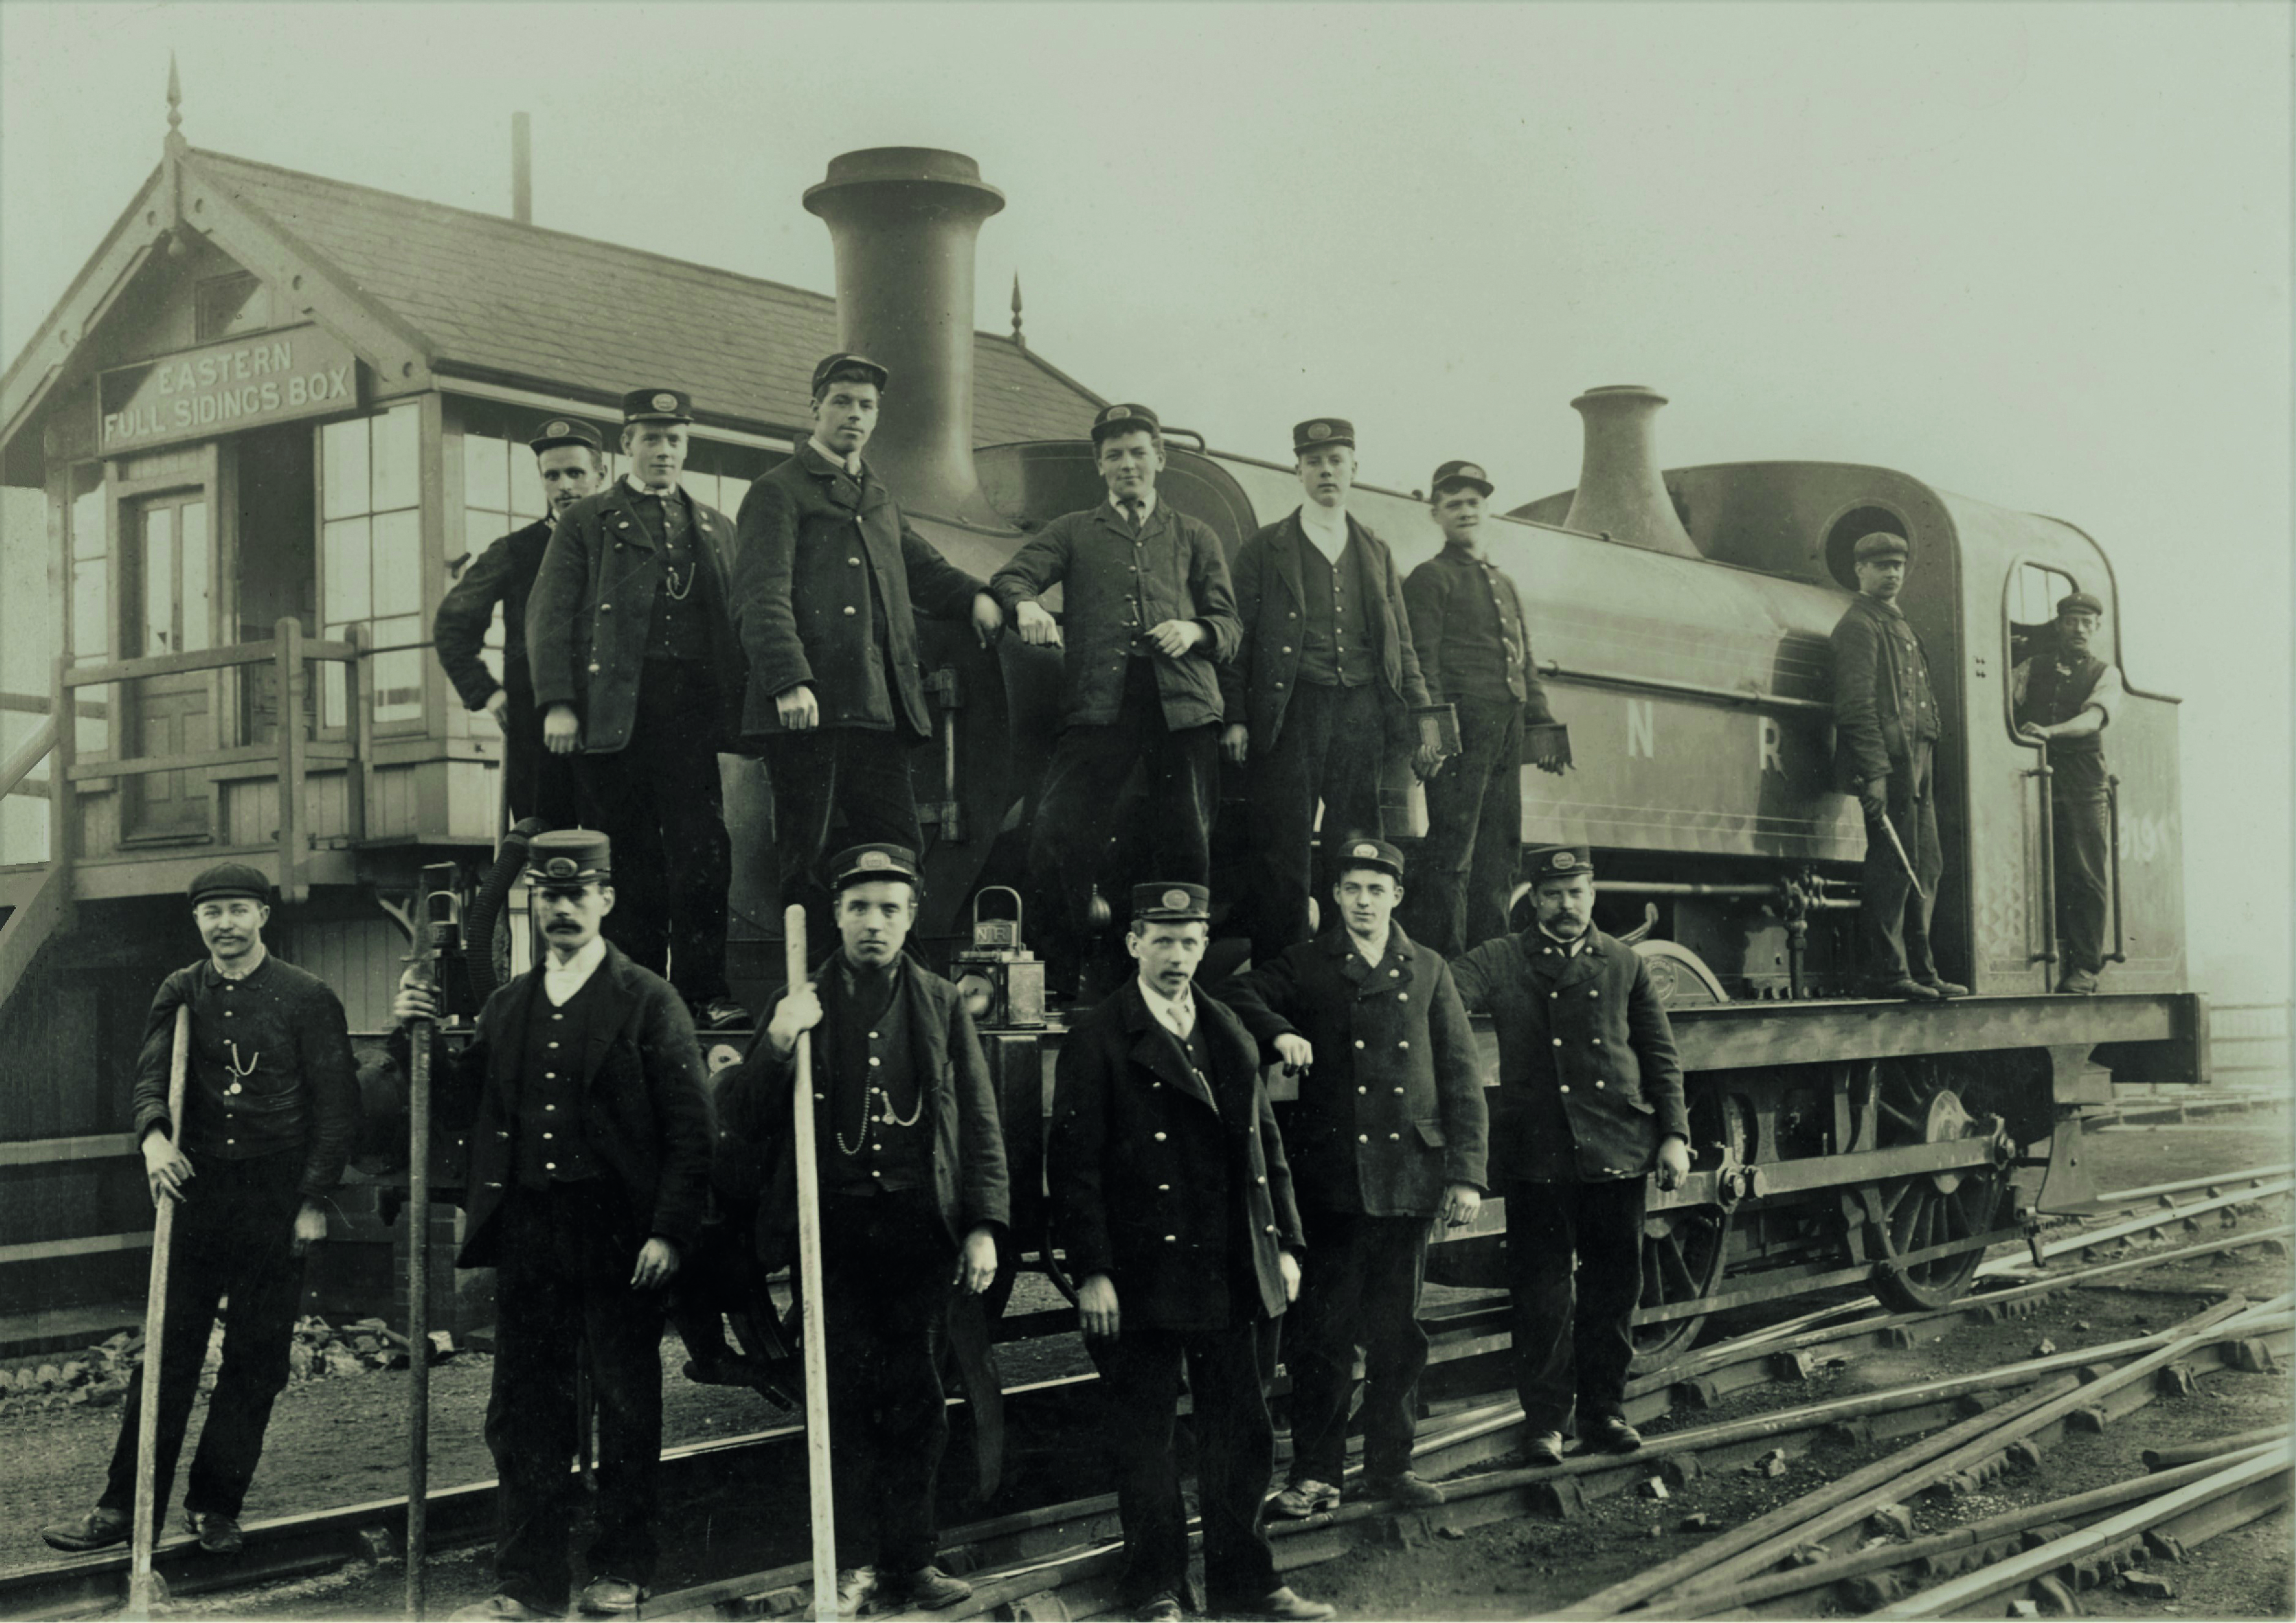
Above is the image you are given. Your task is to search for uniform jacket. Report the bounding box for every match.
[730,445,988,743]
[434,518,551,713]
[715,955,1010,1274]
[1829,594,1942,792]
[526,482,745,754]
[1449,927,1689,1183]
[988,502,1242,732]
[1401,544,1557,719]
[1048,981,1306,1329]
[1222,924,1489,1215]
[1220,511,1431,754]
[397,944,715,1269]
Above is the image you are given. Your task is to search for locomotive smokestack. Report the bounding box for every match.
[1562,385,1701,559]
[805,148,1006,525]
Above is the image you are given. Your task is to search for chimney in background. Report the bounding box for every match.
[1562,386,1701,558]
[511,112,533,225]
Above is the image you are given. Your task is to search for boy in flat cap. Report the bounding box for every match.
[1221,837,1487,1517]
[2012,590,2126,994]
[1448,845,1691,1464]
[1048,883,1332,1623]
[43,865,358,1558]
[731,354,1003,946]
[528,388,748,1029]
[391,832,713,1620]
[717,842,1008,1615]
[992,405,1242,997]
[1222,419,1437,967]
[1401,460,1571,955]
[434,417,607,826]
[1829,532,1964,1002]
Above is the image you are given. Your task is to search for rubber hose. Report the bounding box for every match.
[465,817,549,1001]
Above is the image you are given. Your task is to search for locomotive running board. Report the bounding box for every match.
[1664,990,2207,1078]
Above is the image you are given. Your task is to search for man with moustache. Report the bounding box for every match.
[1448,845,1690,1465]
[716,843,1008,1615]
[1400,460,1570,955]
[391,832,713,1620]
[2012,590,2126,994]
[1221,837,1487,1517]
[1221,419,1437,968]
[433,418,607,826]
[731,353,1003,942]
[528,388,748,1029]
[42,865,358,1558]
[993,404,1241,997]
[1048,883,1332,1623]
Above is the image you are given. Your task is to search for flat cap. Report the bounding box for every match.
[528,417,604,456]
[1091,402,1161,443]
[188,861,271,907]
[2057,590,2104,617]
[621,387,694,424]
[1293,417,1356,454]
[1131,881,1209,923]
[1334,835,1406,880]
[811,352,889,396]
[529,830,612,888]
[1852,531,1910,563]
[830,843,921,891]
[1523,843,1595,884]
[1430,459,1493,498]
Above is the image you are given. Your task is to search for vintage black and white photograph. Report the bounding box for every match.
[1,3,2290,1618]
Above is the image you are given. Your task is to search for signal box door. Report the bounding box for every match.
[122,491,217,843]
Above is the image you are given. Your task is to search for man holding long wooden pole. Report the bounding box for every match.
[718,844,1009,1617]
[42,864,358,1561]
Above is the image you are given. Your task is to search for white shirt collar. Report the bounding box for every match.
[1297,502,1348,560]
[809,436,863,478]
[625,473,678,498]
[542,936,609,1006]
[1536,925,1588,958]
[1347,926,1390,968]
[1136,975,1196,1040]
[1107,490,1157,522]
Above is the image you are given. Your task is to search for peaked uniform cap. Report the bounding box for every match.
[529,830,612,887]
[1523,843,1595,883]
[621,388,695,423]
[1334,837,1406,880]
[1091,402,1161,443]
[830,842,922,891]
[1293,417,1356,453]
[1131,882,1209,922]
[528,417,604,456]
[1430,459,1494,497]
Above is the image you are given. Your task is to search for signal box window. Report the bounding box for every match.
[320,403,423,729]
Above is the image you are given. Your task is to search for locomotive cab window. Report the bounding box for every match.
[2004,560,2112,740]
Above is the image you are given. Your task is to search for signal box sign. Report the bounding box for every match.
[97,325,360,454]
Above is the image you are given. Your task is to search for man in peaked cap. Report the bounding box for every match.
[1048,883,1332,1623]
[715,841,1008,1615]
[730,353,1003,948]
[528,388,750,1030]
[1448,844,1691,1464]
[1221,837,1488,1518]
[434,417,606,826]
[2013,589,2126,994]
[1829,531,1964,1002]
[991,404,1242,998]
[1222,418,1438,968]
[392,831,713,1620]
[43,865,358,1559]
[1402,460,1572,955]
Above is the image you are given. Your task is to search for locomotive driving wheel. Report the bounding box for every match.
[1634,1203,1734,1365]
[1860,1058,2009,1314]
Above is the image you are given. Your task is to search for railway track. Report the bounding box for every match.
[3,1171,2285,1621]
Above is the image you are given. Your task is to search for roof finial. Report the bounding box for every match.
[166,53,182,134]
[1010,272,1026,349]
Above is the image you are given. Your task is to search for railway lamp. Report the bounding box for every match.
[953,887,1046,1029]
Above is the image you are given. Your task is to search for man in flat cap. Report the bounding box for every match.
[1449,845,1691,1464]
[1221,837,1487,1518]
[716,842,1009,1615]
[434,418,606,826]
[2013,590,2126,994]
[1049,883,1332,1623]
[1401,460,1571,955]
[529,388,749,1029]
[43,865,358,1558]
[1829,531,1964,1002]
[1222,419,1437,967]
[732,353,1003,946]
[391,832,713,1620]
[992,404,1242,998]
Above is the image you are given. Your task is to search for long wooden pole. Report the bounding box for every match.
[785,906,839,1621]
[405,948,435,1619]
[128,1005,192,1617]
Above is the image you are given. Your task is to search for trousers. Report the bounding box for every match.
[1406,695,1524,955]
[502,674,578,830]
[1281,1211,1431,1486]
[1241,681,1387,965]
[575,659,730,1007]
[2053,788,2111,976]
[1502,1176,1645,1434]
[1857,743,1944,987]
[763,727,923,957]
[101,1150,305,1521]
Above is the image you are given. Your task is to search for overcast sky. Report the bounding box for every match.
[3,1,2288,1001]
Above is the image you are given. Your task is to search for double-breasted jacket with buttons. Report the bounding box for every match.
[1222,925,1489,1216]
[1049,981,1306,1331]
[1448,928,1690,1183]
[730,445,989,743]
[395,944,715,1269]
[1219,511,1431,756]
[525,482,746,754]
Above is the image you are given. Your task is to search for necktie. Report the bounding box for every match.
[1119,498,1144,531]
